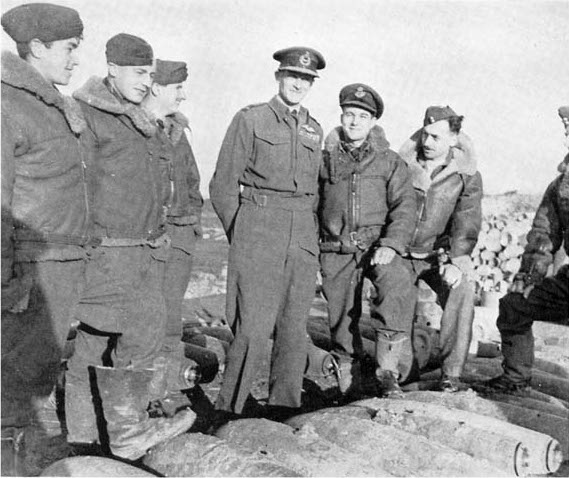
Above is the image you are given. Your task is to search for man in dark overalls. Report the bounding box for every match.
[318,84,417,397]
[210,47,325,418]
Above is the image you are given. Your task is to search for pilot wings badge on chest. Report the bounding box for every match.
[298,124,320,142]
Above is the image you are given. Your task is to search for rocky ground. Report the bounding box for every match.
[2,194,568,477]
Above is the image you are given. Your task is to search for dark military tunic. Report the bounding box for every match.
[210,96,322,413]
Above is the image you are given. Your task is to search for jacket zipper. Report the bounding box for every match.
[410,189,426,247]
[76,137,91,239]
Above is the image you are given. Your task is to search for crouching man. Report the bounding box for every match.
[318,84,417,397]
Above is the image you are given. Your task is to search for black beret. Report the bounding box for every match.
[1,3,83,43]
[154,59,188,85]
[423,105,462,126]
[339,83,384,118]
[273,46,325,78]
[106,33,153,66]
[558,106,569,127]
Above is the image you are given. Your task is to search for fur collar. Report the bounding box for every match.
[398,129,478,176]
[164,112,190,145]
[1,51,85,135]
[324,124,389,153]
[73,76,156,137]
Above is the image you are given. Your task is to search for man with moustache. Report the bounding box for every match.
[66,34,194,460]
[142,59,203,342]
[398,106,483,393]
[1,3,88,431]
[318,84,417,397]
[479,106,569,395]
[210,47,325,419]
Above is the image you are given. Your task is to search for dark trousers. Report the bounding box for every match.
[216,203,318,414]
[1,260,86,427]
[65,246,167,444]
[163,246,193,338]
[404,257,476,378]
[320,251,416,361]
[497,265,569,383]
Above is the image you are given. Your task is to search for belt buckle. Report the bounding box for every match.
[255,194,267,207]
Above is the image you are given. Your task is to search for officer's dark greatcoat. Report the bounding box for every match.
[210,96,322,413]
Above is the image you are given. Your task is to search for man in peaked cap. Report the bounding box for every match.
[142,59,203,353]
[210,46,325,420]
[1,2,89,447]
[317,83,417,397]
[65,35,194,459]
[398,105,483,392]
[478,107,569,396]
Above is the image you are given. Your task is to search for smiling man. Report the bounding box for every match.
[1,2,88,432]
[66,34,195,459]
[318,84,417,397]
[210,46,325,420]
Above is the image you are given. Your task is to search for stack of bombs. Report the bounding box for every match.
[180,323,340,388]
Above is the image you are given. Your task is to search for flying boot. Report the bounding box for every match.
[374,330,409,398]
[94,358,196,461]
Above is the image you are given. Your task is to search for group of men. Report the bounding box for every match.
[2,3,202,460]
[1,0,568,465]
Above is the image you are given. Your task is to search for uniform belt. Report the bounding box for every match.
[320,226,382,253]
[14,230,102,247]
[99,232,169,248]
[240,187,314,211]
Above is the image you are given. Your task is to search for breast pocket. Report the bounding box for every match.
[253,130,291,173]
[298,134,320,185]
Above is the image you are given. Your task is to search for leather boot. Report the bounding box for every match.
[501,330,534,385]
[94,365,196,461]
[374,330,409,397]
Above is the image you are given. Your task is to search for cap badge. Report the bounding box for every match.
[562,117,569,126]
[354,86,366,99]
[299,52,311,67]
[428,116,435,124]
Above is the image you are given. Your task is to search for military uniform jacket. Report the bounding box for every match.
[318,125,416,255]
[399,133,483,268]
[1,52,89,272]
[74,77,165,240]
[521,157,569,281]
[209,96,323,235]
[150,112,203,253]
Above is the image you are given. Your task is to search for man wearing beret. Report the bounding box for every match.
[398,106,483,392]
[1,2,89,432]
[479,107,569,395]
[210,46,325,418]
[142,60,203,342]
[318,84,417,397]
[66,34,194,459]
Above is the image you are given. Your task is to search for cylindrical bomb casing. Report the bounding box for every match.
[464,358,569,403]
[183,343,219,383]
[182,324,234,344]
[285,410,507,477]
[352,398,547,475]
[40,456,156,476]
[533,358,569,379]
[184,333,229,361]
[393,392,567,474]
[143,432,300,477]
[305,342,337,377]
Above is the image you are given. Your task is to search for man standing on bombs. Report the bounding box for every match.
[210,47,325,418]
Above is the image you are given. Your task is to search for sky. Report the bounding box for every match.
[2,0,568,197]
